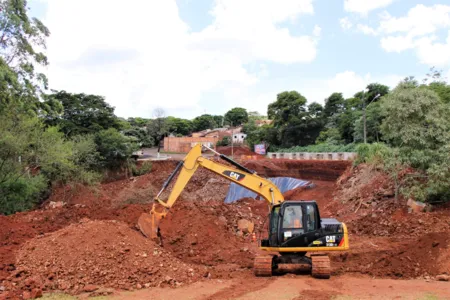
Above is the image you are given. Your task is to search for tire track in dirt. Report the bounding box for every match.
[201,277,274,300]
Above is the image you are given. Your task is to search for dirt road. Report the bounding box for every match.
[87,276,450,300]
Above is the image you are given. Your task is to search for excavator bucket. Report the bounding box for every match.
[137,208,162,241]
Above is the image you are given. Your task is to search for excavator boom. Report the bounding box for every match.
[138,144,284,239]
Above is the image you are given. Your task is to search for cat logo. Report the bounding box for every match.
[326,236,336,243]
[222,170,246,181]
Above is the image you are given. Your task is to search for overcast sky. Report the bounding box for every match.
[30,0,450,119]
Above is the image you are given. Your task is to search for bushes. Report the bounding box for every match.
[279,143,358,153]
[130,161,153,176]
[355,143,391,166]
[0,111,103,215]
[95,128,139,170]
[0,176,48,215]
[216,136,231,147]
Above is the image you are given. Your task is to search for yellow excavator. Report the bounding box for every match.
[138,144,349,278]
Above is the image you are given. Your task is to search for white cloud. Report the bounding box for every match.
[356,4,450,67]
[378,5,450,36]
[344,0,394,15]
[357,24,378,36]
[42,0,318,118]
[380,35,415,52]
[340,17,353,30]
[313,25,322,37]
[415,31,450,66]
[190,0,317,65]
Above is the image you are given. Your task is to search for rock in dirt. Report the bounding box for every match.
[47,201,65,209]
[83,285,99,292]
[436,274,449,282]
[407,199,428,213]
[237,219,254,234]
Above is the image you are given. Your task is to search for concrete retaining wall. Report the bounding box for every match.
[267,152,357,161]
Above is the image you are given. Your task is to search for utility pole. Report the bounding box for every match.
[231,127,234,159]
[362,90,367,144]
[363,92,381,143]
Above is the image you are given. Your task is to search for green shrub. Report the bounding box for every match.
[0,176,48,215]
[355,143,391,166]
[130,161,153,176]
[216,136,231,146]
[95,128,139,170]
[278,143,358,153]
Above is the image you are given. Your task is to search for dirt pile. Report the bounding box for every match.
[4,220,204,296]
[349,207,450,237]
[159,198,268,271]
[331,164,450,236]
[333,232,450,278]
[0,204,152,283]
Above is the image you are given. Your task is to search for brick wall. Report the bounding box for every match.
[164,136,219,153]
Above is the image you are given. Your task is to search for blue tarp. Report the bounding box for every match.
[224,177,313,203]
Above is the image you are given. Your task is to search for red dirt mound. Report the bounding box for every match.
[5,220,204,296]
[333,232,450,278]
[159,199,268,271]
[0,204,152,283]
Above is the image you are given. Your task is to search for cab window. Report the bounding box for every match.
[282,206,303,229]
[270,207,280,234]
[306,204,316,232]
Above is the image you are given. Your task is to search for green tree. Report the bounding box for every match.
[212,115,225,128]
[380,82,450,202]
[0,0,50,98]
[381,83,450,152]
[323,93,345,119]
[192,114,216,131]
[43,91,122,136]
[426,82,450,104]
[268,91,307,126]
[95,128,138,169]
[365,83,390,103]
[147,108,168,152]
[123,127,154,147]
[127,117,150,128]
[225,107,248,127]
[0,107,101,214]
[166,116,193,136]
[353,102,383,143]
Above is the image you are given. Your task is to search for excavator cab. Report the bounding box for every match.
[262,201,347,249]
[255,201,348,279]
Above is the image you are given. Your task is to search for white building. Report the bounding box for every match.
[232,133,247,143]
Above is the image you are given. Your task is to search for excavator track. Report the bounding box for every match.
[254,255,273,276]
[311,254,331,279]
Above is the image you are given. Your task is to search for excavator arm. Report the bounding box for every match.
[138,144,284,239]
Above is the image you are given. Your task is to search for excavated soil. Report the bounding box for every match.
[2,159,450,298]
[159,198,267,270]
[8,220,204,295]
